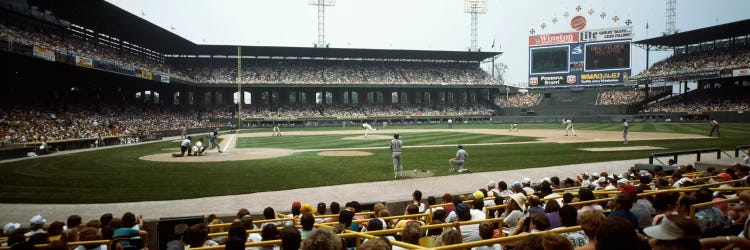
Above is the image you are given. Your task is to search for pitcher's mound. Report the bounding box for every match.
[140,148,296,162]
[318,151,373,157]
[403,169,437,178]
[342,135,392,140]
[580,146,666,152]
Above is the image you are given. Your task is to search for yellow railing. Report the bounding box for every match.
[0,240,111,250]
[690,197,741,220]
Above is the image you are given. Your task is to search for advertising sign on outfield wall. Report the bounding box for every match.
[733,68,750,77]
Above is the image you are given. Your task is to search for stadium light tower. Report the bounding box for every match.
[664,0,678,35]
[309,0,336,48]
[464,0,487,51]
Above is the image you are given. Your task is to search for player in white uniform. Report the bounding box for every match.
[563,118,576,136]
[192,138,205,156]
[390,133,403,179]
[509,123,519,132]
[449,144,470,173]
[362,122,377,138]
[272,124,282,136]
[622,119,629,144]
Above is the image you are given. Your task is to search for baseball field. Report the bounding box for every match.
[0,123,747,204]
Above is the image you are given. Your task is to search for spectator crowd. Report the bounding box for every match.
[1,21,500,86]
[4,160,750,250]
[596,90,646,105]
[180,62,500,86]
[634,46,750,79]
[494,93,541,108]
[0,106,225,144]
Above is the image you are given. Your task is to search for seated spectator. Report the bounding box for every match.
[595,217,642,250]
[301,228,342,250]
[608,193,639,228]
[643,215,701,250]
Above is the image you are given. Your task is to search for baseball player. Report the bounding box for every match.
[622,119,629,144]
[449,144,470,174]
[362,122,377,139]
[563,118,576,136]
[509,123,519,132]
[390,133,403,179]
[447,118,453,128]
[272,124,282,137]
[709,119,720,137]
[172,136,192,157]
[208,129,223,153]
[192,138,205,156]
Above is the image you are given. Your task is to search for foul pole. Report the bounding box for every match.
[237,46,241,129]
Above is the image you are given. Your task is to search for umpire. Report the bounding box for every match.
[172,136,192,157]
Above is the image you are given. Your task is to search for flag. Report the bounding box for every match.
[646,22,649,29]
[491,38,495,48]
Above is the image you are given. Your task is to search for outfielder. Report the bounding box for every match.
[449,144,470,174]
[622,119,629,144]
[509,123,519,132]
[362,122,377,138]
[390,133,403,179]
[272,124,282,137]
[208,129,223,153]
[563,118,576,136]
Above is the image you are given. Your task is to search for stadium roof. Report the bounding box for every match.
[634,19,750,47]
[28,0,196,53]
[25,0,499,62]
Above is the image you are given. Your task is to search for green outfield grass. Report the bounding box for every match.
[236,132,535,149]
[0,123,747,204]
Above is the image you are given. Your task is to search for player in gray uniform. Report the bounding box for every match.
[622,119,629,144]
[449,144,470,173]
[208,129,223,153]
[390,133,403,179]
[709,119,720,137]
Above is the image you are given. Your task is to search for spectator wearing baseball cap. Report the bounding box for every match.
[3,222,20,235]
[643,215,701,249]
[24,215,46,237]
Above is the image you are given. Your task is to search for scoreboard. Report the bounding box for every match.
[528,27,632,86]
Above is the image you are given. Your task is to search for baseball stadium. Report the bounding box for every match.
[1,0,750,249]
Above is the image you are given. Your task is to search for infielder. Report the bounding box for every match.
[563,118,576,136]
[622,119,629,144]
[449,144,470,174]
[272,124,282,137]
[208,129,222,153]
[362,122,377,138]
[709,119,720,137]
[172,136,192,157]
[509,123,519,132]
[390,133,403,179]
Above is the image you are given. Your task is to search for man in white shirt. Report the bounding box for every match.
[622,119,629,144]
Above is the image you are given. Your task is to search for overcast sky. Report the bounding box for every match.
[107,0,750,86]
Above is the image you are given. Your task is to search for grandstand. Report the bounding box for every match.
[1,1,750,250]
